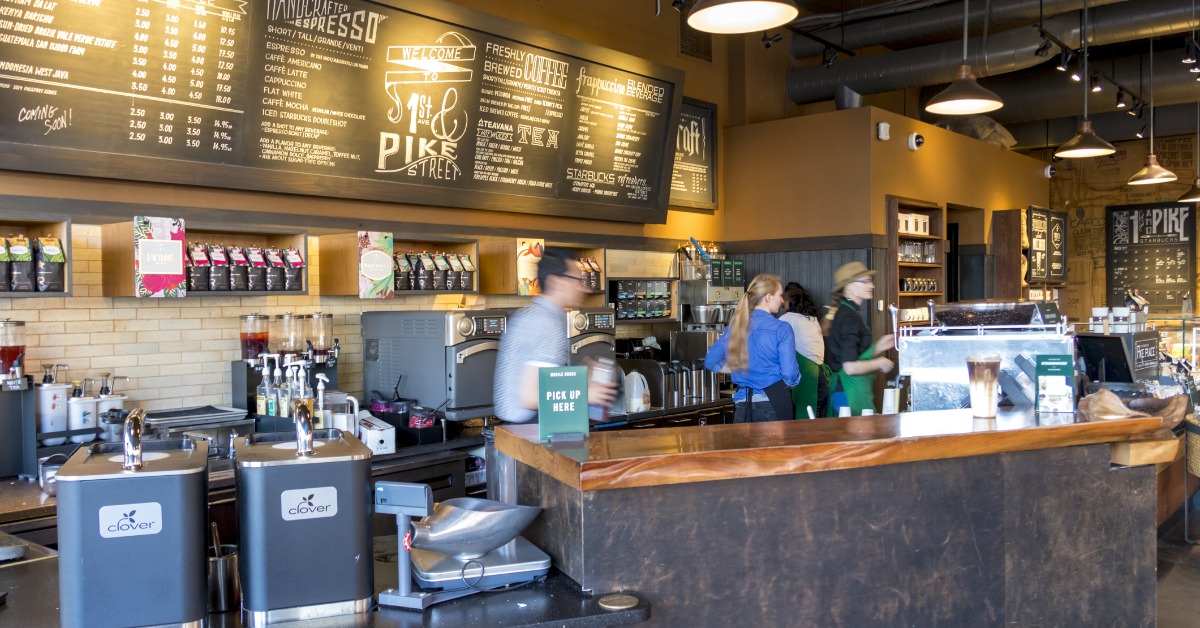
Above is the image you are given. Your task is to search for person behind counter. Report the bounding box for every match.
[822,262,894,416]
[781,282,828,419]
[704,274,800,422]
[493,247,618,423]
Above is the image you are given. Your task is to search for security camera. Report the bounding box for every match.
[907,133,925,151]
[1044,165,1056,179]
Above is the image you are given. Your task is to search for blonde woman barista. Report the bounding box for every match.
[705,274,800,422]
[822,262,894,416]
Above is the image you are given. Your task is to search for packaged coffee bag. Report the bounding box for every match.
[207,244,229,291]
[186,243,209,292]
[458,254,476,291]
[394,252,412,291]
[430,252,450,290]
[264,249,286,291]
[8,235,33,292]
[445,253,464,290]
[246,247,267,291]
[409,253,427,291]
[228,246,249,291]
[282,248,305,291]
[35,236,66,292]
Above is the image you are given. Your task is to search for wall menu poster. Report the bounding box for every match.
[1047,210,1067,283]
[1105,202,1196,310]
[1027,206,1049,283]
[0,0,684,224]
[669,98,717,210]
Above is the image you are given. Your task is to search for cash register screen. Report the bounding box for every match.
[1076,334,1136,383]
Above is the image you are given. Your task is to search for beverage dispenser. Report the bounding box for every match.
[240,313,270,363]
[234,409,373,625]
[307,312,335,365]
[0,318,25,376]
[272,313,305,363]
[56,410,210,627]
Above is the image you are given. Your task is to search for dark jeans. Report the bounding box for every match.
[734,400,781,423]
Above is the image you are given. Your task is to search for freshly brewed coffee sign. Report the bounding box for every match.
[0,0,683,223]
[1106,202,1196,310]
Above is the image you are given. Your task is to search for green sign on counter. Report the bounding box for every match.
[538,366,588,441]
[1035,355,1075,413]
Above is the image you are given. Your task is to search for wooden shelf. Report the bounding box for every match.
[886,195,946,311]
[320,233,478,298]
[898,262,941,268]
[618,317,679,324]
[480,239,605,298]
[0,214,72,297]
[103,221,308,297]
[899,292,943,297]
[897,232,943,241]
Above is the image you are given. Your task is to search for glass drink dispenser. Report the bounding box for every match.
[308,313,333,364]
[0,318,26,375]
[272,313,304,362]
[240,314,270,362]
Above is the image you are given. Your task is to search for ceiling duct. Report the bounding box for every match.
[787,0,1191,107]
[790,0,1125,61]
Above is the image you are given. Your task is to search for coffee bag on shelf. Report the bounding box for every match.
[393,252,412,291]
[187,243,209,292]
[445,252,464,291]
[429,252,450,290]
[264,248,286,291]
[207,244,229,291]
[245,247,267,291]
[35,236,66,292]
[409,253,428,290]
[8,235,33,292]
[458,254,475,291]
[228,246,249,291]
[282,248,305,291]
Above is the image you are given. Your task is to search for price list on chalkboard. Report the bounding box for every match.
[669,99,716,209]
[0,0,683,223]
[0,0,250,161]
[1106,202,1196,310]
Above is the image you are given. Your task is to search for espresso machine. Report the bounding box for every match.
[678,255,743,332]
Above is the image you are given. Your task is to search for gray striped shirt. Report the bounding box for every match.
[493,297,568,423]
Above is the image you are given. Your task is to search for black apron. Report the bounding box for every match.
[743,380,794,422]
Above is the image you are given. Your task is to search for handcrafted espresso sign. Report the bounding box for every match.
[0,0,684,223]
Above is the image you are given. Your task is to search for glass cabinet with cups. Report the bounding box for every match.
[887,196,946,326]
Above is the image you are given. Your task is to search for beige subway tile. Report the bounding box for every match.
[39,333,92,347]
[98,308,138,320]
[125,343,161,355]
[202,317,238,329]
[27,322,66,336]
[137,375,183,389]
[136,307,183,320]
[71,321,114,334]
[90,355,140,369]
[40,309,91,322]
[26,346,66,361]
[134,330,182,343]
[115,319,159,332]
[159,318,202,330]
[138,353,183,366]
[64,343,115,358]
[202,383,230,396]
[64,297,111,309]
[72,248,100,261]
[119,366,168,378]
[180,329,211,341]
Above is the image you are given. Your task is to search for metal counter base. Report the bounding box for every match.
[242,597,372,627]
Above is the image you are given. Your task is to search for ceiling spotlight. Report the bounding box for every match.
[672,0,688,10]
[687,0,799,34]
[1130,100,1145,117]
[1116,89,1127,108]
[1090,74,1103,92]
[1035,38,1052,58]
[761,31,783,49]
[1055,51,1072,72]
[821,46,839,68]
[1070,67,1084,82]
[1136,125,1147,139]
[1184,37,1199,64]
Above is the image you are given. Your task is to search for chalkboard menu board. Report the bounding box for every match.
[1106,202,1196,310]
[1047,211,1067,283]
[669,98,716,210]
[0,0,684,224]
[1027,206,1050,282]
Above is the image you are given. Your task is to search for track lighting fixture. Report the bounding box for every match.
[821,46,838,68]
[1191,63,1200,73]
[1070,67,1084,82]
[1090,73,1103,92]
[1185,37,1200,64]
[1035,39,1052,58]
[1116,90,1127,108]
[761,31,782,49]
[1136,125,1147,139]
[1130,100,1145,117]
[1055,51,1072,72]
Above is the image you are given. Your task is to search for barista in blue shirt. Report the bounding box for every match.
[705,274,800,422]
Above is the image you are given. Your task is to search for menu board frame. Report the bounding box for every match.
[1026,206,1050,283]
[669,97,718,211]
[0,0,685,225]
[1105,201,1196,310]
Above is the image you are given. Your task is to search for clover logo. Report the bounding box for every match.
[118,510,137,525]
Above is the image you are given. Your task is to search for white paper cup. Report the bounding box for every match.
[881,389,898,414]
[838,406,852,417]
[861,409,875,416]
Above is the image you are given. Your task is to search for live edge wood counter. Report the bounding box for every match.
[496,409,1162,628]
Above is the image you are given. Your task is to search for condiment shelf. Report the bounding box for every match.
[319,233,478,297]
[479,239,605,299]
[101,220,309,297]
[0,215,73,297]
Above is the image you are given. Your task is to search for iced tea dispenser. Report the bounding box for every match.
[0,318,25,375]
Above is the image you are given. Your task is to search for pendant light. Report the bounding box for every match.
[1178,103,1200,202]
[1128,38,1178,185]
[686,0,799,34]
[1055,0,1115,158]
[924,0,1003,115]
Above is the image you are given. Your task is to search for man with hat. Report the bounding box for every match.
[822,261,895,416]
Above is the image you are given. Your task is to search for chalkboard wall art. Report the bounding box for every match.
[1027,206,1050,283]
[669,98,717,210]
[0,0,685,224]
[1105,202,1196,310]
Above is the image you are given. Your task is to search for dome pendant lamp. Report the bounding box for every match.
[1129,38,1177,185]
[1055,0,1115,158]
[686,0,799,35]
[925,0,1003,115]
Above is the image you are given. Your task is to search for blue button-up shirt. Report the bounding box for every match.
[705,309,801,402]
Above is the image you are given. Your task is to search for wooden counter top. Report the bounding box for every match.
[495,408,1165,491]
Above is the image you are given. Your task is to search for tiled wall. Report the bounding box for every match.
[0,225,676,411]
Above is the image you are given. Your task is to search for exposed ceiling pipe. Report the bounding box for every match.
[787,0,1191,106]
[975,48,1200,123]
[790,0,1126,60]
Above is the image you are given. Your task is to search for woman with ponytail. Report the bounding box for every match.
[822,262,895,416]
[704,274,799,422]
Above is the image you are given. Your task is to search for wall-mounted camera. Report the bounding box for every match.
[907,133,925,151]
[1043,165,1056,179]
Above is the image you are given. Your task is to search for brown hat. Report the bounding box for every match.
[833,261,876,291]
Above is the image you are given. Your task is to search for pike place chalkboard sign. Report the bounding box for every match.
[0,0,684,223]
[1106,202,1196,310]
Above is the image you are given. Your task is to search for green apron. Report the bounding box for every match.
[828,346,876,416]
[791,353,828,419]
[827,298,877,417]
